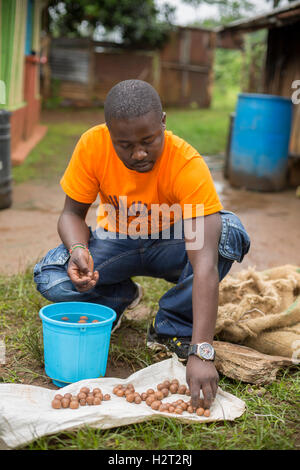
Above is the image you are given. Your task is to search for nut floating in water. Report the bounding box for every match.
[80,316,88,320]
[61,317,69,321]
[92,320,99,323]
[78,320,87,323]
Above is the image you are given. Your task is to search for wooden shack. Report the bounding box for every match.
[217,0,300,163]
[48,26,215,109]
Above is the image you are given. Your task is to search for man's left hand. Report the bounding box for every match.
[186,355,219,410]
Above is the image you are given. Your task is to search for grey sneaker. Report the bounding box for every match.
[111,282,143,333]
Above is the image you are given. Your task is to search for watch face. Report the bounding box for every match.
[198,343,215,360]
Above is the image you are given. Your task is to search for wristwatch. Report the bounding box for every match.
[188,342,215,361]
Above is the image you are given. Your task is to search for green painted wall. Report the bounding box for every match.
[0,0,16,107]
[0,0,27,110]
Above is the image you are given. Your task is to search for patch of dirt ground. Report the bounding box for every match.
[1,170,299,276]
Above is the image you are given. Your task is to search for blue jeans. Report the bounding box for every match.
[33,210,250,337]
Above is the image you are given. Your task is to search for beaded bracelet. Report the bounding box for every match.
[69,243,91,256]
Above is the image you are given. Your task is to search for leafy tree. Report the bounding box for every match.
[44,0,175,48]
[182,0,255,24]
[266,0,298,8]
[183,0,299,22]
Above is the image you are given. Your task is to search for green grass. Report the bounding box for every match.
[0,270,299,450]
[12,122,90,184]
[165,85,239,156]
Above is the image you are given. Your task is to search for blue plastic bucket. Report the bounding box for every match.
[39,302,116,387]
[229,93,293,191]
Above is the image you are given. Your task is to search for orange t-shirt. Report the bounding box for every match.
[60,124,223,235]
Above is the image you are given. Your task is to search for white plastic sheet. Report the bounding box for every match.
[0,357,246,449]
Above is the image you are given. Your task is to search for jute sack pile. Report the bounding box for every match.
[216,265,300,360]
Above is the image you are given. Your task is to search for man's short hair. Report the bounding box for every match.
[104,79,162,126]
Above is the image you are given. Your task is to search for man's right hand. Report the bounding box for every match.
[67,248,99,292]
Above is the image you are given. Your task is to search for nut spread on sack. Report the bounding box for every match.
[52,378,210,417]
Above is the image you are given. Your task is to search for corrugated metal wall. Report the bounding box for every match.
[48,27,215,108]
[50,44,90,84]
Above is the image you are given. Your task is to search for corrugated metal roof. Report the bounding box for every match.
[216,0,300,33]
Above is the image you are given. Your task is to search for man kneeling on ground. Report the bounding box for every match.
[34,79,250,411]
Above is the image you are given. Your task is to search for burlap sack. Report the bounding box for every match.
[216,265,300,360]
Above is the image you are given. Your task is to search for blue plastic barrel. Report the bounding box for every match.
[39,302,116,387]
[229,93,293,191]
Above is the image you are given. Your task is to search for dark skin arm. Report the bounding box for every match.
[57,195,99,292]
[184,212,222,410]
